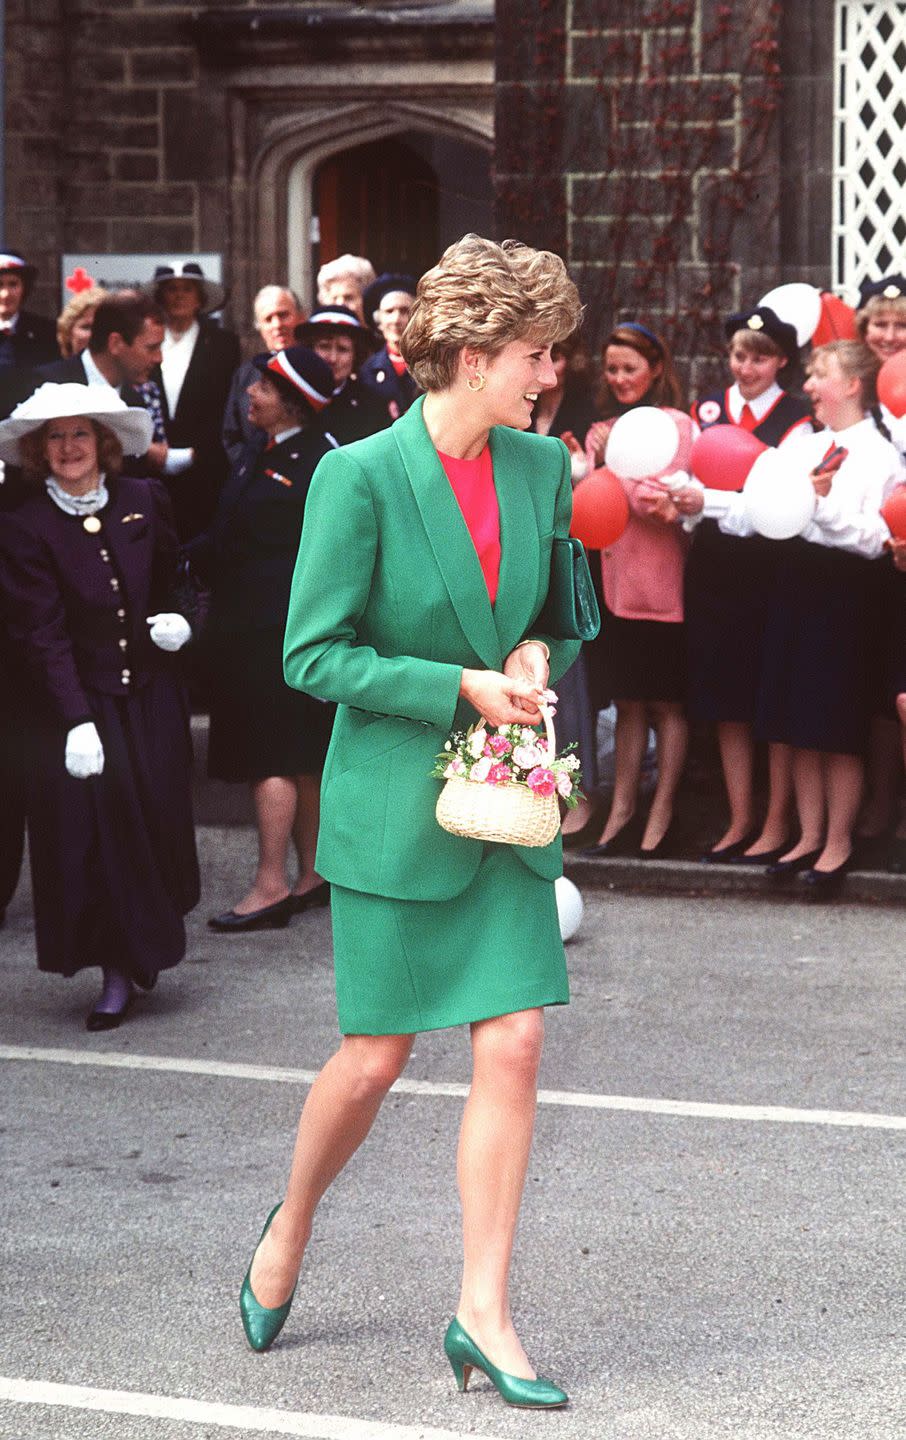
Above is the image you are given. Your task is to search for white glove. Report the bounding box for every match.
[65,722,104,779]
[147,613,192,652]
[659,469,692,492]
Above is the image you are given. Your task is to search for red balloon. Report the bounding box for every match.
[881,485,906,540]
[570,468,630,549]
[690,424,767,492]
[812,292,857,346]
[878,352,906,419]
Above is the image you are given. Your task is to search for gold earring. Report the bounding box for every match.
[466,372,486,392]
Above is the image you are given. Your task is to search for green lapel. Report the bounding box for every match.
[488,424,542,658]
[392,398,502,669]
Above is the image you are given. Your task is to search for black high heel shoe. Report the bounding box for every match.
[764,848,822,880]
[727,839,791,867]
[208,895,293,932]
[639,818,679,860]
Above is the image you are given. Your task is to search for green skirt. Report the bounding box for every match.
[331,846,569,1035]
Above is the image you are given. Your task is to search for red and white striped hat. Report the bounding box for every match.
[254,345,334,412]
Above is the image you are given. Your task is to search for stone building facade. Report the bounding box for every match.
[5,0,898,372]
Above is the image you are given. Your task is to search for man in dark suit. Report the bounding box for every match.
[37,291,167,475]
[147,262,241,541]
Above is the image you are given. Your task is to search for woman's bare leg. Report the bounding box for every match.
[249,1033,414,1307]
[593,700,647,844]
[232,776,296,914]
[641,702,688,851]
[291,772,323,896]
[817,752,863,870]
[456,1008,545,1379]
[711,721,754,850]
[746,742,793,855]
[777,748,825,862]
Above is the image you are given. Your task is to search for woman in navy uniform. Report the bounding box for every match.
[294,305,388,446]
[681,305,813,863]
[0,383,199,1028]
[198,346,337,931]
[359,271,420,419]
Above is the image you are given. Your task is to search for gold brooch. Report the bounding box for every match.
[121,512,145,523]
[747,314,765,330]
[82,515,101,534]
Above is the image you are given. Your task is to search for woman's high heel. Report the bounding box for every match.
[443,1318,568,1409]
[239,1204,297,1352]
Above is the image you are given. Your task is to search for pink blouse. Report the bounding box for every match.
[438,445,501,604]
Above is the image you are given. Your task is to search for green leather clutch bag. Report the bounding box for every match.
[536,536,601,642]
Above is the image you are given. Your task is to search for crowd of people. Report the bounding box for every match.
[1,243,906,1039]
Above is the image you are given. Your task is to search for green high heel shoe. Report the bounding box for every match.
[443,1317,568,1409]
[239,1204,297,1352]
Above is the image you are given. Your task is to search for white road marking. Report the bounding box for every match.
[1,1042,904,1132]
[0,1375,496,1439]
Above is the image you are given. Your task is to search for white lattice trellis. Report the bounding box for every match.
[834,1,906,295]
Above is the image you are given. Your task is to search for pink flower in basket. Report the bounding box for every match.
[555,770,573,798]
[526,766,557,797]
[513,742,543,770]
[469,756,492,783]
[443,758,466,779]
[486,761,512,786]
[487,734,512,757]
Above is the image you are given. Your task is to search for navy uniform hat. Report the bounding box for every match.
[0,250,37,297]
[144,260,226,314]
[363,272,417,328]
[857,274,906,309]
[295,304,373,365]
[724,305,799,365]
[252,345,334,412]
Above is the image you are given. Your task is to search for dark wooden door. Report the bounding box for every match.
[314,137,440,277]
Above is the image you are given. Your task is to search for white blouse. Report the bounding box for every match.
[701,416,904,558]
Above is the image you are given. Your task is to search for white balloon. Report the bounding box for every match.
[555,875,584,942]
[605,406,679,480]
[757,282,822,347]
[743,448,816,540]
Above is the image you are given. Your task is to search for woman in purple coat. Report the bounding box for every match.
[0,383,199,1029]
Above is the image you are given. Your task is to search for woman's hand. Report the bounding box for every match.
[147,612,192,652]
[503,639,550,691]
[585,419,614,468]
[65,721,104,779]
[811,447,846,498]
[460,667,547,727]
[887,536,906,572]
[674,485,704,516]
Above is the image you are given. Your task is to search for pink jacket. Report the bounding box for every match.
[599,407,694,623]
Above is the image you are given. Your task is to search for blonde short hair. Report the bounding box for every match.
[56,286,107,358]
[855,292,906,337]
[399,234,583,392]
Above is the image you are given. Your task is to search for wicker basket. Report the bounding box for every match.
[435,706,561,847]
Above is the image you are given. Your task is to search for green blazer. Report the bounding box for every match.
[283,396,581,901]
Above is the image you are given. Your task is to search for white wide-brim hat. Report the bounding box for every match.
[0,382,154,465]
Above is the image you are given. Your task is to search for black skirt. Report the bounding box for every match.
[26,672,199,982]
[756,539,880,755]
[589,600,686,704]
[206,624,335,782]
[875,558,906,715]
[685,521,777,725]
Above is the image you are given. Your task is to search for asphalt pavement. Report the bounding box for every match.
[1,826,904,1440]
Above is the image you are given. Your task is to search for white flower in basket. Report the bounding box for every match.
[431,700,582,848]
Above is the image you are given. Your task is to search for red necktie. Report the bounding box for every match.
[739,403,758,432]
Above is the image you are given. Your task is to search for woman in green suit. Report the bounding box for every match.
[239,234,583,1409]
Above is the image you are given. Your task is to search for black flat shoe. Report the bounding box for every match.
[727,841,790,867]
[208,896,293,932]
[639,819,679,860]
[579,816,639,859]
[86,997,132,1032]
[802,856,851,899]
[289,882,330,914]
[562,804,606,851]
[700,829,759,864]
[764,848,822,879]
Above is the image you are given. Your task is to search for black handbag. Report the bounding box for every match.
[536,536,601,642]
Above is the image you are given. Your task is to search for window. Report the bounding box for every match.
[834,1,906,290]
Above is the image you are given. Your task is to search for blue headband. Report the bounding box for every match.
[614,320,663,352]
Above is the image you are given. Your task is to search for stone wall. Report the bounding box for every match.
[495,0,830,387]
